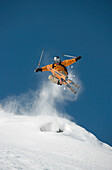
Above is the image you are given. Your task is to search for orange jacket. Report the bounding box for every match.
[41,58,76,75]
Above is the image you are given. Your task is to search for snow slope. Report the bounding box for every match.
[0,82,112,170]
[0,108,112,170]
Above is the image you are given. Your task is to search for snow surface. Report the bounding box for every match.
[0,108,112,170]
[0,81,112,170]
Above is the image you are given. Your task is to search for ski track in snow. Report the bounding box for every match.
[0,111,112,170]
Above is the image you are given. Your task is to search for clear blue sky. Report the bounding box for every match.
[0,0,112,146]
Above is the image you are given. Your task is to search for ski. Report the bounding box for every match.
[63,81,77,94]
[67,79,80,89]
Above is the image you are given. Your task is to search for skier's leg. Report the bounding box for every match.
[59,71,68,79]
[48,75,60,85]
[59,71,68,83]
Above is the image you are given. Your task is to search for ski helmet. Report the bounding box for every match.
[54,56,61,63]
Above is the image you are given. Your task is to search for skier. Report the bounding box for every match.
[35,56,81,85]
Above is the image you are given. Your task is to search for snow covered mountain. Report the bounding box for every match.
[0,108,112,170]
[0,82,112,170]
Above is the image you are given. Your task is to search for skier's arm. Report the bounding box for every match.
[35,64,52,72]
[61,56,81,67]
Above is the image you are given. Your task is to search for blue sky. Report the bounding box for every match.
[0,0,112,146]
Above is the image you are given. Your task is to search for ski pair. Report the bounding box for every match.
[61,79,77,94]
[67,79,80,89]
[47,65,80,94]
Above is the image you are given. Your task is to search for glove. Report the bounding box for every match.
[75,56,82,62]
[34,68,42,72]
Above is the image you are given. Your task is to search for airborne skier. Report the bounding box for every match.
[35,56,81,85]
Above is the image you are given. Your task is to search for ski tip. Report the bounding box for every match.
[73,90,77,94]
[76,85,80,89]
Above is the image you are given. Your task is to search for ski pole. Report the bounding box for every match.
[63,54,76,58]
[37,49,45,68]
